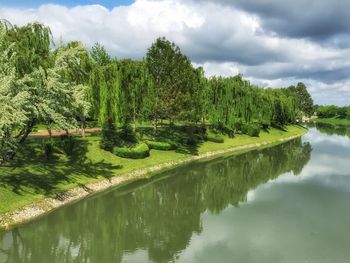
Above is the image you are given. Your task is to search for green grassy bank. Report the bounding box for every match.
[0,125,307,219]
[315,118,350,127]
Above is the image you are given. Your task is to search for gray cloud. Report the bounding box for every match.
[191,0,350,47]
[0,0,349,105]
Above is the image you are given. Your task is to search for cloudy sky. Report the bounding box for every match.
[0,0,349,105]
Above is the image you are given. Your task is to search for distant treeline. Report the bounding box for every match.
[0,21,313,160]
[316,105,350,119]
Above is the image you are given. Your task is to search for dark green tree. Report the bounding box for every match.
[287,82,314,116]
[145,37,196,135]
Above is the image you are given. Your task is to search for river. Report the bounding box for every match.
[0,125,349,263]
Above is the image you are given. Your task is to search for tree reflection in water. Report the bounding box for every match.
[0,138,312,263]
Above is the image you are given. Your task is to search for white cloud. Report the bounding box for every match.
[0,0,349,105]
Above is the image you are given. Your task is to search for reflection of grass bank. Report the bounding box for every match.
[315,118,350,127]
[0,125,307,229]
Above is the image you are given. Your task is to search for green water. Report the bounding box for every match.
[1,126,350,263]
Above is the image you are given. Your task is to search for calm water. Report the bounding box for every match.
[1,125,350,263]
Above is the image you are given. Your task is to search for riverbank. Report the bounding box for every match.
[315,118,350,127]
[0,125,307,230]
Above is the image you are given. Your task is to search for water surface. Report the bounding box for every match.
[1,126,350,263]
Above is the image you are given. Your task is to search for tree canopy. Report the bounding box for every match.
[0,20,315,160]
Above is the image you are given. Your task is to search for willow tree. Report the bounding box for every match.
[208,75,255,133]
[266,88,296,127]
[193,67,210,128]
[118,59,148,132]
[89,43,111,119]
[97,62,120,151]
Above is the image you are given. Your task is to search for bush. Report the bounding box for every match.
[119,124,137,143]
[100,118,118,151]
[183,134,203,146]
[247,124,261,137]
[205,134,224,143]
[146,140,176,150]
[113,143,150,159]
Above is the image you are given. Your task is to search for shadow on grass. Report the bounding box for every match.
[0,138,122,198]
[271,124,288,132]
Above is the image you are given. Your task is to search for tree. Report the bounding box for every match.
[193,67,209,128]
[98,63,120,150]
[89,43,112,120]
[0,21,90,161]
[287,82,314,116]
[52,41,91,137]
[118,59,148,133]
[145,37,196,135]
[90,43,111,66]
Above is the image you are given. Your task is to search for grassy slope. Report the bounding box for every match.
[315,118,350,126]
[0,125,306,215]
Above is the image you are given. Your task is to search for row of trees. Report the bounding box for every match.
[90,37,313,149]
[316,105,350,119]
[0,21,313,161]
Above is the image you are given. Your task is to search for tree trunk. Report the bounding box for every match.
[8,120,35,160]
[81,122,85,138]
[201,115,206,128]
[81,115,86,138]
[153,116,158,140]
[133,110,136,133]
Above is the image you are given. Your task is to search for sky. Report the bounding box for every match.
[0,0,349,105]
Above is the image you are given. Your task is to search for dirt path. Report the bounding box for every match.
[29,128,101,138]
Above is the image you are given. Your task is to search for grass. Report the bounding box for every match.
[315,118,350,127]
[0,125,307,215]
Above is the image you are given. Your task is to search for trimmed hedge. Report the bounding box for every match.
[113,143,150,159]
[205,134,224,143]
[247,124,261,137]
[146,140,176,151]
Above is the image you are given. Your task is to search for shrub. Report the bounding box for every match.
[183,135,202,146]
[146,140,176,150]
[205,134,224,143]
[247,124,261,137]
[113,143,150,159]
[100,118,118,151]
[119,124,137,143]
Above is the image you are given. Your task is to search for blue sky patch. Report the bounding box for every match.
[0,0,134,9]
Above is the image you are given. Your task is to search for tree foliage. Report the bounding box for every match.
[0,21,91,161]
[0,20,314,160]
[317,105,350,119]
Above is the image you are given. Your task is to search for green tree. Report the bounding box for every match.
[145,37,196,135]
[287,82,314,116]
[118,59,148,133]
[98,63,120,150]
[90,42,111,66]
[0,21,90,161]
